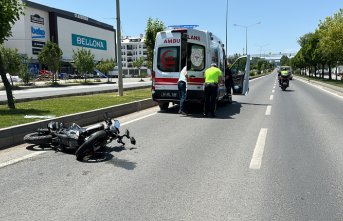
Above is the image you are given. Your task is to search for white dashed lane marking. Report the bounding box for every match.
[250,128,268,170]
[265,105,272,115]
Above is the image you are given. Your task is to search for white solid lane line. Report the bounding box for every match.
[0,151,46,169]
[265,105,272,115]
[250,128,268,170]
[121,113,157,126]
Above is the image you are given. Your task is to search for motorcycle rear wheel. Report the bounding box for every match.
[75,130,107,161]
[23,132,53,145]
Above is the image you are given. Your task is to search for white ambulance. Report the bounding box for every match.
[151,28,250,110]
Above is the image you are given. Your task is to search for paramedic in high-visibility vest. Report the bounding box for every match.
[203,63,222,117]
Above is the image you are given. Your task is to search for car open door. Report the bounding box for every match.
[230,55,250,95]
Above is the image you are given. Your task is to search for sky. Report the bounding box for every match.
[29,0,343,56]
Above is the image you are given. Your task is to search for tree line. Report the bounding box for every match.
[291,9,343,80]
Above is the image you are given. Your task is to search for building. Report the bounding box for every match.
[121,35,148,76]
[4,0,116,76]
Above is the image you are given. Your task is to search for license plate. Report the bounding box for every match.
[161,92,178,98]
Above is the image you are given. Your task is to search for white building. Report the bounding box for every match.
[4,0,116,76]
[121,35,148,76]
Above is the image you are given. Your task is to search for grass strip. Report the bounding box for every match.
[0,88,151,129]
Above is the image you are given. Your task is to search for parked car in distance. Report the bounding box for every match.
[108,66,119,78]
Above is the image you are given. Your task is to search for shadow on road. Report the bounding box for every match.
[158,101,243,119]
[282,89,295,93]
[26,144,137,170]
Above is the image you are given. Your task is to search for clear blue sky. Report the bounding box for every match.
[30,0,342,56]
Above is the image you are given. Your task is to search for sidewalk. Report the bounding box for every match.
[0,77,151,90]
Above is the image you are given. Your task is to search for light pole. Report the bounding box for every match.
[233,22,261,55]
[116,0,123,96]
[225,0,228,56]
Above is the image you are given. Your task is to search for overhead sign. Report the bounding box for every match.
[31,26,46,39]
[71,34,107,50]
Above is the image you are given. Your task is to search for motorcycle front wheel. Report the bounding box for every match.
[23,132,53,145]
[75,130,107,161]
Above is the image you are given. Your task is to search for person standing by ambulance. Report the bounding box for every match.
[203,63,222,117]
[178,66,188,115]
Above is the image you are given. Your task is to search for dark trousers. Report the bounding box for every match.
[178,81,186,112]
[204,83,218,115]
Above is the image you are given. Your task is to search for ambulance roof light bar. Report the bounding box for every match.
[168,25,199,29]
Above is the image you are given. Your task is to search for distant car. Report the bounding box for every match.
[108,66,119,78]
[39,70,53,76]
[5,73,22,82]
[279,66,293,80]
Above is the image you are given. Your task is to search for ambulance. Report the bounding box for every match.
[151,28,250,110]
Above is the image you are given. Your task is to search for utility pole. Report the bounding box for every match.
[116,0,123,96]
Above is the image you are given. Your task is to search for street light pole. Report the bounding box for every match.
[234,22,261,55]
[116,0,123,96]
[225,0,228,57]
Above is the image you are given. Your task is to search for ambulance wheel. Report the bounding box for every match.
[158,102,169,111]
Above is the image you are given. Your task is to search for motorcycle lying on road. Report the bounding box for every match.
[23,114,136,161]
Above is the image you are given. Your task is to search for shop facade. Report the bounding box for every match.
[4,0,116,76]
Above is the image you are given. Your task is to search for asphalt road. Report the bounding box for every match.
[0,78,151,102]
[0,73,343,220]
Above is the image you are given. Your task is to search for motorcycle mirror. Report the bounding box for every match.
[125,129,130,137]
[114,120,120,129]
[130,137,136,145]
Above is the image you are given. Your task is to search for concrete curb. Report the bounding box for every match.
[0,98,157,150]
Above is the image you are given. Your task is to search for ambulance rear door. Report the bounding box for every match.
[230,55,250,95]
[153,30,185,101]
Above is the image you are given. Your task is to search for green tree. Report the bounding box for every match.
[0,46,23,109]
[96,58,116,82]
[0,0,24,109]
[38,41,63,83]
[19,55,32,85]
[318,9,343,79]
[72,48,95,83]
[144,17,165,70]
[133,57,145,81]
[280,55,291,66]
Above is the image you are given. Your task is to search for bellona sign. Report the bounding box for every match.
[71,34,107,50]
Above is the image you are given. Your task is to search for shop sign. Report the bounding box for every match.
[31,26,46,39]
[74,13,89,21]
[71,34,107,50]
[32,48,42,55]
[32,41,46,48]
[31,14,44,25]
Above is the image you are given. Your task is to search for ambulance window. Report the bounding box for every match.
[188,44,205,71]
[157,47,180,72]
[211,47,219,66]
